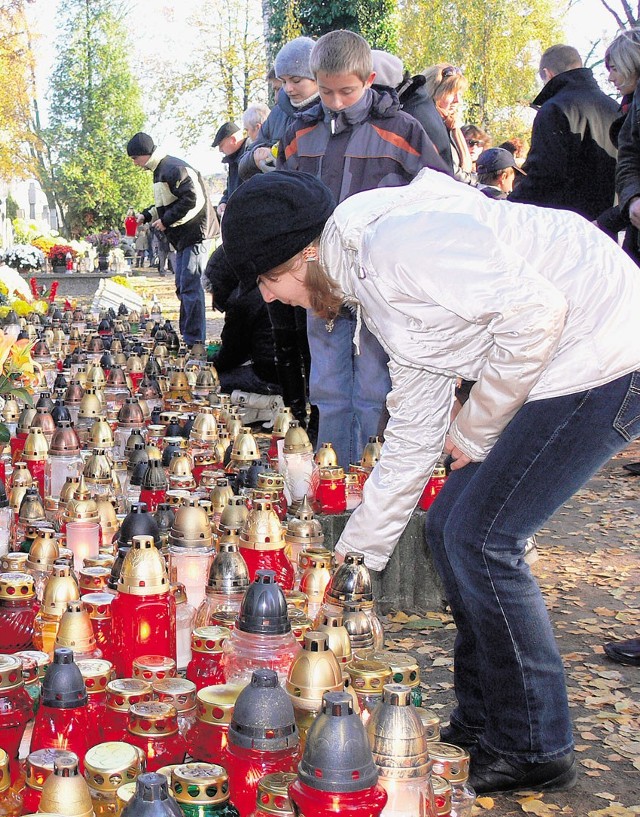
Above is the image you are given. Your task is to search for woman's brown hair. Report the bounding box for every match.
[260,239,344,320]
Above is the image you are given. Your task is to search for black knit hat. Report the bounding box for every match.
[126,132,156,157]
[221,171,335,288]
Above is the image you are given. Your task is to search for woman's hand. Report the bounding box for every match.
[443,435,473,470]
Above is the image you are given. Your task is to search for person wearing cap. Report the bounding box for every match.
[126,131,218,347]
[212,121,248,219]
[221,168,640,795]
[476,147,525,199]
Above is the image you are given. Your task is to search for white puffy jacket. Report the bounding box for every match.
[322,169,640,570]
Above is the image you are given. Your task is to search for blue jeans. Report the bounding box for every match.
[307,311,391,467]
[175,242,209,345]
[425,371,640,762]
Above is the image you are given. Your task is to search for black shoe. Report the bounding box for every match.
[469,746,577,794]
[440,722,481,749]
[604,637,640,666]
[622,461,640,475]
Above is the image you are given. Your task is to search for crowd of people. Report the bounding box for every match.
[125,26,640,797]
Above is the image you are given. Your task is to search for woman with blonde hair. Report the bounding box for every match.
[596,26,640,265]
[222,169,640,794]
[423,63,474,182]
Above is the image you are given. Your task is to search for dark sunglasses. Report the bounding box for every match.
[466,139,483,147]
[442,66,462,78]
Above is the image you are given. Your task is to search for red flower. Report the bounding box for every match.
[29,277,39,300]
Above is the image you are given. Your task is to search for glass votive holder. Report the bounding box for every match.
[65,521,101,572]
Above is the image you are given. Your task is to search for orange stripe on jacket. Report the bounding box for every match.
[371,125,421,157]
[284,125,318,160]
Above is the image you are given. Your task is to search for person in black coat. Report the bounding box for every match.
[509,44,618,220]
[212,122,249,218]
[204,246,280,395]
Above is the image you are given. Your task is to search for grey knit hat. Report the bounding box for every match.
[372,50,403,89]
[274,37,316,80]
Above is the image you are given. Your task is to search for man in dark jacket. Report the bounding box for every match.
[127,131,218,346]
[509,44,618,220]
[212,122,248,218]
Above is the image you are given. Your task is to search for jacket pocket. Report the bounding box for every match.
[613,370,640,441]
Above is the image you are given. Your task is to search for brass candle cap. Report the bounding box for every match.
[127,701,179,737]
[195,683,245,726]
[0,655,24,690]
[84,742,141,792]
[190,626,230,655]
[372,651,421,688]
[106,678,153,712]
[361,435,383,469]
[132,655,177,684]
[314,442,338,468]
[285,632,343,708]
[118,535,170,596]
[152,678,197,714]
[55,600,97,654]
[284,496,324,548]
[239,499,285,552]
[209,479,235,515]
[428,743,470,783]
[26,748,77,793]
[23,427,49,461]
[0,570,35,600]
[171,763,230,805]
[283,421,313,454]
[254,772,297,816]
[39,755,94,817]
[41,565,80,618]
[76,659,114,694]
[346,658,393,694]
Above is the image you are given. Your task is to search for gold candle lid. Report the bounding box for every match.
[118,535,170,596]
[106,678,154,712]
[16,649,50,680]
[0,552,28,572]
[84,742,141,791]
[284,590,308,614]
[22,427,49,461]
[428,743,470,783]
[195,684,245,726]
[283,421,313,454]
[11,462,33,487]
[419,709,441,742]
[127,701,179,737]
[59,477,81,508]
[317,612,352,665]
[432,775,452,816]
[115,782,137,810]
[26,528,60,572]
[26,749,77,792]
[76,659,114,694]
[288,609,313,643]
[40,755,93,817]
[0,749,10,793]
[239,500,285,552]
[254,772,297,815]
[190,626,230,655]
[372,651,421,688]
[298,546,332,572]
[152,678,197,713]
[55,600,97,653]
[346,659,393,694]
[0,571,35,600]
[314,443,338,468]
[0,654,25,690]
[171,763,229,805]
[318,465,345,481]
[81,592,114,620]
[83,554,114,569]
[78,566,111,593]
[132,655,177,683]
[209,607,238,629]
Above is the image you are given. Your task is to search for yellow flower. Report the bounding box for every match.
[0,331,13,372]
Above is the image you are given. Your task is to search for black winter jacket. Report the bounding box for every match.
[238,88,320,181]
[142,149,218,252]
[397,76,453,170]
[509,68,618,220]
[204,246,278,385]
[219,138,249,205]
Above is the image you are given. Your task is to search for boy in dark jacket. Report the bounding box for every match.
[276,30,449,468]
[127,132,218,346]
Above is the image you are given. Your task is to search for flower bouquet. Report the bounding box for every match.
[86,230,122,256]
[47,243,78,267]
[2,244,45,271]
[0,330,39,442]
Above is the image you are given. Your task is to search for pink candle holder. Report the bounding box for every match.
[65,521,100,571]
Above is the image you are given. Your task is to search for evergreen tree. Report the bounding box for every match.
[41,0,150,235]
